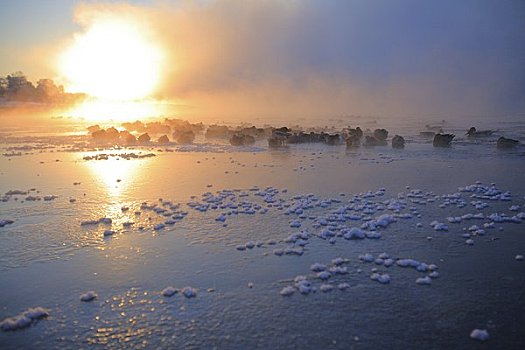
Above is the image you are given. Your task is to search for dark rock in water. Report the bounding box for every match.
[145,122,171,135]
[347,127,363,139]
[345,135,361,148]
[138,133,151,144]
[174,130,195,144]
[274,126,291,133]
[373,128,388,141]
[91,128,120,143]
[230,133,256,146]
[205,125,233,139]
[288,132,314,144]
[344,127,363,147]
[497,136,519,149]
[433,133,455,147]
[324,134,342,146]
[364,136,387,146]
[239,126,267,140]
[91,129,107,141]
[392,135,405,148]
[87,125,101,134]
[106,127,120,140]
[158,135,170,144]
[119,130,137,145]
[268,130,289,148]
[268,137,286,148]
[122,121,146,133]
[466,127,494,137]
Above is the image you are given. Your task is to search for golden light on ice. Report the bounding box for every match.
[59,19,163,100]
[85,155,142,198]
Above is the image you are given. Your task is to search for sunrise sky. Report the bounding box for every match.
[1,0,524,118]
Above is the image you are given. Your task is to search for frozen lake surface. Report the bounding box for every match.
[1,117,525,349]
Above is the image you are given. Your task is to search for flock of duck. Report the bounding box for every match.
[86,119,520,150]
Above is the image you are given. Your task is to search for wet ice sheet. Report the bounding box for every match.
[1,136,525,349]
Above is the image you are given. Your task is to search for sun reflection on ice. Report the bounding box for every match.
[85,155,142,197]
[83,153,153,231]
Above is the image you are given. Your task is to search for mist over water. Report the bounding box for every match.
[27,0,519,123]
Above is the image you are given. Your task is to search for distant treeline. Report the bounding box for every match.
[0,72,85,104]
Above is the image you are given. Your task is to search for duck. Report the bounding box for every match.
[433,133,455,147]
[497,136,519,149]
[466,127,494,137]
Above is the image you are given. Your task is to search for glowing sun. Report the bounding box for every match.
[59,19,163,100]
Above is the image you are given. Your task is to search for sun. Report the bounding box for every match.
[59,19,163,100]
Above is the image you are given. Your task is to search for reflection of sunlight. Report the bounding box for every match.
[85,155,142,198]
[67,99,168,123]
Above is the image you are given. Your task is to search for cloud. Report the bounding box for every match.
[68,0,525,119]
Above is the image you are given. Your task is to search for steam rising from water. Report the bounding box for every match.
[0,0,511,124]
[63,0,524,121]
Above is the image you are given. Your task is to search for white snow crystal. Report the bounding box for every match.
[280,286,295,296]
[80,291,97,302]
[331,257,345,266]
[359,253,374,262]
[470,329,490,341]
[310,263,327,272]
[337,283,350,290]
[0,307,49,331]
[181,287,197,298]
[370,273,390,284]
[343,227,366,239]
[416,276,432,285]
[317,271,332,280]
[319,284,334,293]
[162,286,178,297]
